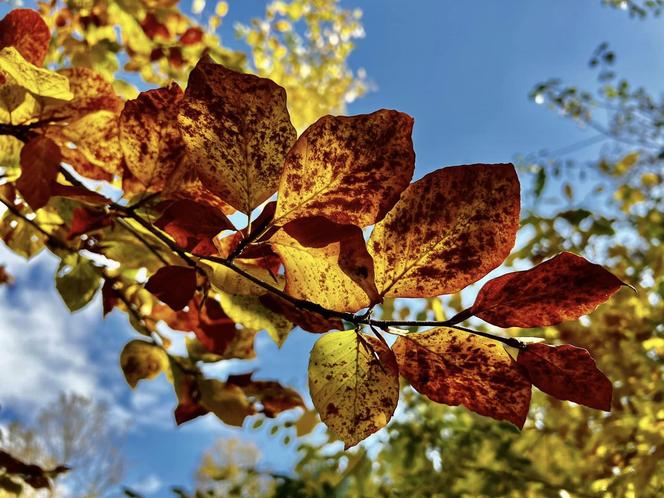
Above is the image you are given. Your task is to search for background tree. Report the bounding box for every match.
[1,394,124,497]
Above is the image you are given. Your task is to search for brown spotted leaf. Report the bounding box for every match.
[517,343,612,411]
[0,9,50,67]
[368,163,520,298]
[17,136,61,210]
[470,252,624,328]
[309,330,399,448]
[155,199,234,253]
[393,327,532,428]
[270,216,380,312]
[274,110,415,227]
[120,83,186,190]
[178,56,296,213]
[144,265,197,311]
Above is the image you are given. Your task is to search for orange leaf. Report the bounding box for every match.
[393,327,532,428]
[145,265,197,311]
[120,83,186,190]
[369,163,520,298]
[178,56,297,213]
[180,27,203,45]
[517,343,612,411]
[0,9,50,67]
[17,136,61,210]
[66,207,112,240]
[274,110,415,227]
[471,252,624,327]
[270,216,380,312]
[227,373,305,417]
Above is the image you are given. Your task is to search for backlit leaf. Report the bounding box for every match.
[393,327,532,428]
[219,292,293,347]
[199,379,255,426]
[0,9,50,67]
[55,255,102,312]
[0,47,73,101]
[17,136,61,210]
[178,56,296,213]
[470,252,625,327]
[120,339,169,388]
[66,207,112,240]
[204,259,283,296]
[227,373,305,417]
[274,110,415,227]
[270,217,380,312]
[516,343,613,411]
[369,163,520,298]
[144,265,197,311]
[259,293,343,333]
[120,83,186,190]
[309,330,399,448]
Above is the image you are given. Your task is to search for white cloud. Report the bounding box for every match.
[130,474,163,496]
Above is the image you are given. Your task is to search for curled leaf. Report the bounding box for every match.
[120,340,169,388]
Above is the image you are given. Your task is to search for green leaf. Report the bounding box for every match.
[219,292,293,347]
[55,255,101,312]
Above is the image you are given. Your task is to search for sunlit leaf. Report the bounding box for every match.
[227,373,305,417]
[369,163,520,298]
[144,265,197,311]
[17,136,61,210]
[274,110,414,227]
[178,56,296,213]
[393,327,532,428]
[0,47,73,102]
[270,216,380,312]
[199,379,255,426]
[259,293,343,333]
[309,329,399,448]
[470,252,625,327]
[0,9,50,67]
[55,255,102,312]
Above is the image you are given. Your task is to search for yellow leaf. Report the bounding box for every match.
[199,379,255,426]
[0,46,73,101]
[309,330,399,448]
[274,110,414,227]
[120,340,169,388]
[270,217,379,312]
[368,163,520,298]
[178,56,296,213]
[203,259,284,296]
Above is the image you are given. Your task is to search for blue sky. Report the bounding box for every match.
[1,0,663,495]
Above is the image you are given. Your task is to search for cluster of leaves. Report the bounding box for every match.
[602,0,663,17]
[0,7,627,449]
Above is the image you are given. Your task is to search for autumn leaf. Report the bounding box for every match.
[170,359,208,425]
[219,292,293,347]
[0,9,50,67]
[178,56,297,213]
[17,136,61,210]
[204,258,284,296]
[227,373,305,417]
[309,330,399,448]
[0,450,68,491]
[144,265,197,311]
[0,47,73,102]
[55,255,102,312]
[120,340,169,388]
[155,199,233,253]
[199,379,255,426]
[369,163,520,298]
[120,83,186,190]
[393,327,532,428]
[270,216,380,312]
[66,207,113,240]
[470,252,625,328]
[274,110,415,227]
[516,343,613,411]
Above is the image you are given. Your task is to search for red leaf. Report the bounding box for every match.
[140,13,169,40]
[471,252,624,328]
[155,199,234,253]
[101,279,120,317]
[0,9,50,66]
[51,184,111,206]
[145,265,197,311]
[17,136,61,210]
[393,327,532,428]
[67,207,112,240]
[180,27,203,45]
[517,343,612,411]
